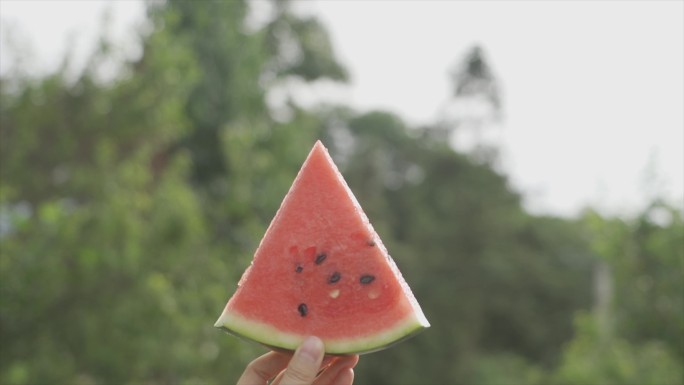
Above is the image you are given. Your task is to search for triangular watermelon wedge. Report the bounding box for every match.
[215,141,429,355]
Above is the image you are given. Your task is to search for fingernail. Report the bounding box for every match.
[299,336,323,363]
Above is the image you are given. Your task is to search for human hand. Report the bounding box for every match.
[237,336,359,385]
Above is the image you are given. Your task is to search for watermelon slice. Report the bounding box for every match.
[214,141,429,354]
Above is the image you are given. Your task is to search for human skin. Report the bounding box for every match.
[237,336,359,385]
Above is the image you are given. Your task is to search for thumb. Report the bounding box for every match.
[279,336,325,385]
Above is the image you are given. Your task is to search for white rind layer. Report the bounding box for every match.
[214,310,429,355]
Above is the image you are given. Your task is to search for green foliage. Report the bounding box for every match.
[581,203,684,359]
[539,205,684,385]
[149,0,264,185]
[472,353,546,385]
[266,11,349,82]
[553,313,682,385]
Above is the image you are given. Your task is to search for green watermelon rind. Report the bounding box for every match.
[214,312,429,355]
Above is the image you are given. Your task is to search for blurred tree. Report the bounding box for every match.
[265,0,348,83]
[438,45,503,164]
[2,1,680,384]
[452,46,501,111]
[0,1,345,384]
[140,0,348,254]
[581,202,683,359]
[145,0,262,187]
[522,202,684,385]
[145,0,347,190]
[318,109,595,385]
[552,312,682,385]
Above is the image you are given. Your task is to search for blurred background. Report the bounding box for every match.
[0,1,682,384]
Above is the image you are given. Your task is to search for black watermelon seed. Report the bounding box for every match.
[328,271,341,284]
[295,264,303,273]
[298,303,308,317]
[315,253,327,265]
[360,275,375,285]
[367,240,376,247]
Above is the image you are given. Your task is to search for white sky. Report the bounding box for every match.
[1,0,682,218]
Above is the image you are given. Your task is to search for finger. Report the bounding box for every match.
[279,336,325,385]
[330,368,354,385]
[271,369,286,385]
[237,351,291,385]
[317,355,338,375]
[313,355,359,385]
[273,355,338,385]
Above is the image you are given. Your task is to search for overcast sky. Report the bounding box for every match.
[1,0,682,218]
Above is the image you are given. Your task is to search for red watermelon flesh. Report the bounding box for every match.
[215,141,429,354]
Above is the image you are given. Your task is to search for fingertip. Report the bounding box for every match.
[331,367,355,385]
[298,336,324,364]
[278,337,325,384]
[334,354,359,369]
